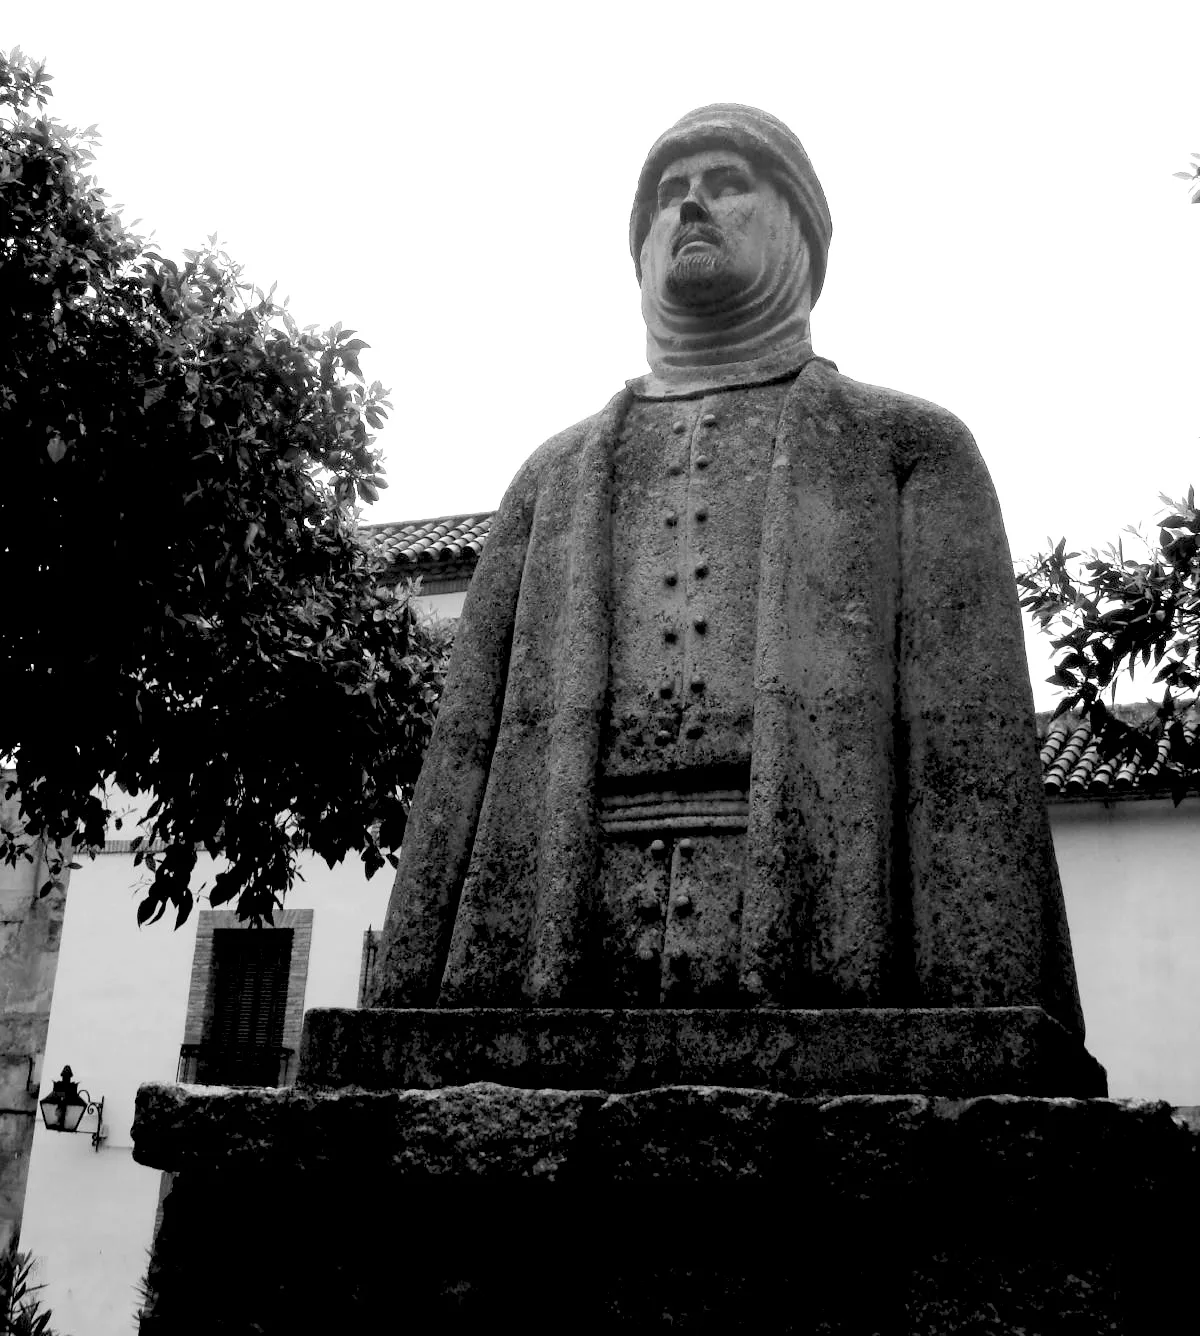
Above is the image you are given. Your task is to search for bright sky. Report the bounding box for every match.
[13,0,1200,709]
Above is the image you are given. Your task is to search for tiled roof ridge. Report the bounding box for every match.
[1038,700,1200,801]
[362,510,493,534]
[362,511,496,570]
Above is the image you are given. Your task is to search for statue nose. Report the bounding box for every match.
[679,197,708,224]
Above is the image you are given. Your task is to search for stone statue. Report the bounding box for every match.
[372,104,1084,1036]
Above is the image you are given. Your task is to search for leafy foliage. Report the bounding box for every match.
[0,48,450,926]
[0,1251,66,1336]
[1017,490,1200,800]
[1173,152,1200,203]
[133,1247,155,1329]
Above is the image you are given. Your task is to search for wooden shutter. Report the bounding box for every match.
[207,929,292,1082]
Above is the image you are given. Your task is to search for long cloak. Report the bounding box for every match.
[372,358,1084,1036]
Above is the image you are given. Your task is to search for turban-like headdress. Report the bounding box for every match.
[630,103,833,304]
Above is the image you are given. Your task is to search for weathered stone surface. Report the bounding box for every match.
[298,1005,1106,1097]
[133,1080,1184,1192]
[372,105,1085,1041]
[134,1084,1200,1333]
[137,105,1115,1333]
[132,1080,606,1177]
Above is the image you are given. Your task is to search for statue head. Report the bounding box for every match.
[640,147,797,311]
[629,105,832,384]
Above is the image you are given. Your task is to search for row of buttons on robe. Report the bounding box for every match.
[657,409,717,745]
[634,839,699,959]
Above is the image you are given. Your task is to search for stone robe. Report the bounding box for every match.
[373,356,1084,1035]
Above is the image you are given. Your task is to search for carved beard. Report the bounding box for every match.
[641,202,814,383]
[664,244,741,306]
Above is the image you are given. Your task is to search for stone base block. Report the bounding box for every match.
[298,1005,1107,1097]
[133,1082,1199,1333]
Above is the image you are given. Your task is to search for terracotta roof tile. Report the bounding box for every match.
[362,513,495,572]
[1038,703,1200,800]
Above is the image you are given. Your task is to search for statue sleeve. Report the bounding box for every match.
[896,406,1084,1034]
[370,455,541,1006]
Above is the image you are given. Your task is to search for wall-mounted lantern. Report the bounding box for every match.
[38,1066,105,1150]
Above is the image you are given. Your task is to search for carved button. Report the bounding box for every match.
[659,681,673,699]
[695,506,708,522]
[649,839,667,859]
[693,615,708,633]
[664,571,677,587]
[695,454,710,470]
[668,462,682,477]
[700,412,717,427]
[690,675,705,692]
[655,728,672,745]
[678,838,695,857]
[673,893,692,913]
[685,723,704,740]
[664,628,678,644]
[672,419,687,435]
[694,562,709,578]
[665,510,678,527]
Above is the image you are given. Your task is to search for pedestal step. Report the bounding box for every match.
[298,1005,1106,1097]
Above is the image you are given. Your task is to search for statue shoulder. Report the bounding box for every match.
[496,391,630,515]
[523,411,607,477]
[488,413,601,522]
[810,365,979,480]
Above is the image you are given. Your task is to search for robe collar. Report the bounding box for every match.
[625,341,833,400]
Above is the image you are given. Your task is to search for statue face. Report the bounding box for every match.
[642,148,798,310]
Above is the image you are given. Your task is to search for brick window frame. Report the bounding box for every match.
[180,909,312,1087]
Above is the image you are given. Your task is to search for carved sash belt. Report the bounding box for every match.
[598,788,749,836]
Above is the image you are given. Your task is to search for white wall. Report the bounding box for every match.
[1052,798,1200,1105]
[19,846,392,1336]
[417,589,466,619]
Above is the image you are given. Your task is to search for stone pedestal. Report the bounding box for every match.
[133,1075,1198,1333]
[128,1005,1177,1333]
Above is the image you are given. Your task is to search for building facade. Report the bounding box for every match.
[1039,705,1200,1104]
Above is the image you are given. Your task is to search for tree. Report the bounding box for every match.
[1017,490,1200,796]
[1018,154,1200,790]
[0,49,450,927]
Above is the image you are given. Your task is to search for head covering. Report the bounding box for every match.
[629,103,832,304]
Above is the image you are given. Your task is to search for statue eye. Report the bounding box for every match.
[657,180,688,210]
[714,173,749,198]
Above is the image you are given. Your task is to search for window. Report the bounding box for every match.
[200,928,291,1085]
[177,910,312,1088]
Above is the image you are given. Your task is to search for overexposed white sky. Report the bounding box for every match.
[12,0,1200,708]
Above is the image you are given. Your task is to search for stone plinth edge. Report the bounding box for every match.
[131,1080,1189,1196]
[133,1086,1200,1332]
[296,1005,1106,1097]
